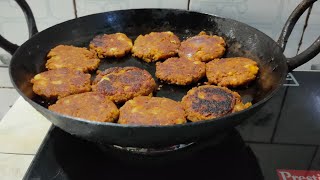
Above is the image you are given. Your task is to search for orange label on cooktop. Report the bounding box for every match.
[277,169,320,180]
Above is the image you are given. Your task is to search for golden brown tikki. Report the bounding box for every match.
[49,92,119,122]
[132,31,180,62]
[155,57,206,85]
[181,85,251,122]
[206,57,259,87]
[178,31,226,62]
[46,45,100,72]
[92,67,156,103]
[118,96,186,125]
[31,68,91,99]
[89,33,133,58]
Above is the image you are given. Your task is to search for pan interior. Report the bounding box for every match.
[10,9,287,109]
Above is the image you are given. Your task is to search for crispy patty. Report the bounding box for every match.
[92,67,156,103]
[49,92,119,122]
[131,31,180,62]
[155,57,206,85]
[206,57,259,87]
[181,85,251,122]
[46,45,100,72]
[89,33,133,58]
[118,96,186,125]
[31,68,91,99]
[178,31,226,62]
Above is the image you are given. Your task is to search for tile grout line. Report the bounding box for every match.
[308,146,319,170]
[0,152,35,156]
[270,86,289,143]
[0,87,15,89]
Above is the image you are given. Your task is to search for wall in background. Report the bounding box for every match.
[0,0,319,70]
[189,0,319,70]
[76,0,188,16]
[0,0,75,65]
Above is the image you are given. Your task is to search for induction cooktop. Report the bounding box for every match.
[23,71,320,180]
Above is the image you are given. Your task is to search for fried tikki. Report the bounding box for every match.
[132,31,180,62]
[46,45,100,72]
[206,57,259,87]
[156,57,205,85]
[182,85,251,122]
[92,67,156,103]
[89,33,133,58]
[31,68,91,99]
[119,96,186,125]
[178,31,226,62]
[49,92,119,122]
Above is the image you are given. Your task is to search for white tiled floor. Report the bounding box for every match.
[0,67,13,88]
[0,66,19,121]
[0,97,51,154]
[0,54,11,66]
[0,97,51,180]
[0,153,34,180]
[0,89,19,121]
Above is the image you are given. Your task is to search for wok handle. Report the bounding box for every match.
[0,0,38,55]
[277,0,320,71]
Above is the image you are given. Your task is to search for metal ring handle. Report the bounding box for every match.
[277,0,320,71]
[0,0,38,55]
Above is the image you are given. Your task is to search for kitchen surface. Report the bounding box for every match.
[0,0,320,179]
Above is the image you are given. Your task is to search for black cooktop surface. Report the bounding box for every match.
[23,71,320,180]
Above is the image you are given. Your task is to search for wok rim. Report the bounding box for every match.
[9,8,288,129]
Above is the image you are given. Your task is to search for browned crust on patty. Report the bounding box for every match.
[118,96,186,125]
[206,57,259,87]
[155,57,206,85]
[178,31,226,62]
[181,85,250,122]
[46,45,100,72]
[92,67,156,103]
[89,33,133,58]
[31,68,91,99]
[131,31,181,62]
[49,92,119,122]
